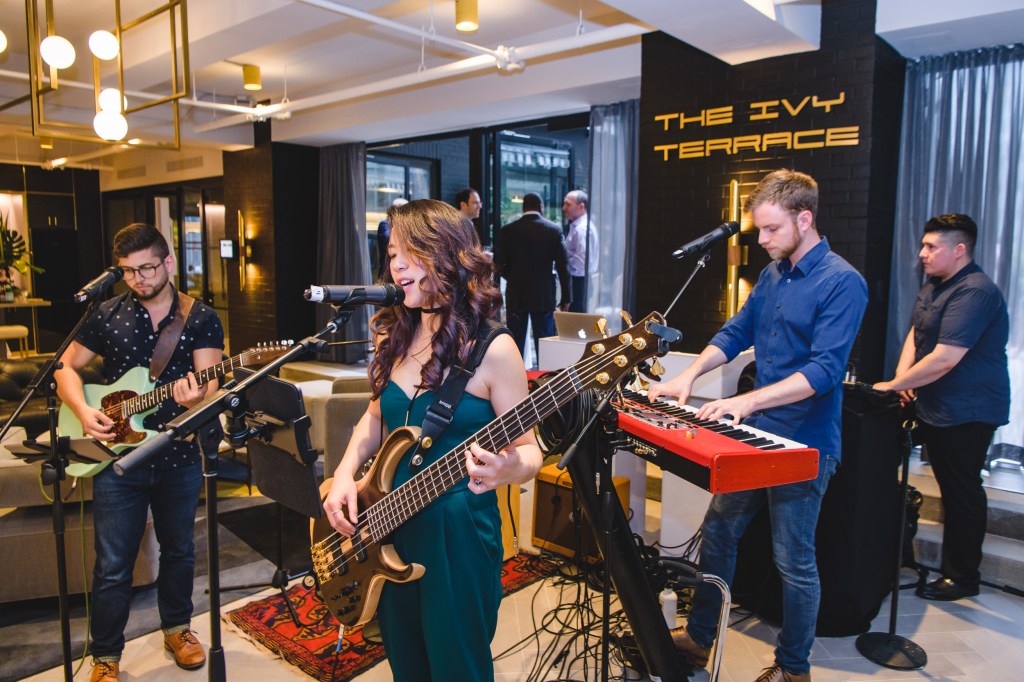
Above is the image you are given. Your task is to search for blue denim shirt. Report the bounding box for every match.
[708,238,867,459]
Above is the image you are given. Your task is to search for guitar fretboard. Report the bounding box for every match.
[362,368,585,542]
[118,357,240,417]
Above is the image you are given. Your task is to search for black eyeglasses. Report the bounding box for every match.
[121,262,162,279]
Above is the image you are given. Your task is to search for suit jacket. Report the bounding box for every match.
[494,212,571,311]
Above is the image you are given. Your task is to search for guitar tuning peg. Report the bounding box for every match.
[619,310,633,327]
[596,317,607,336]
[626,373,649,393]
[651,358,666,377]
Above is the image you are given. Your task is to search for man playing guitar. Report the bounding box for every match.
[54,223,224,682]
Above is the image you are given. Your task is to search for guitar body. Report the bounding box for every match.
[57,342,290,455]
[311,426,426,628]
[58,366,158,453]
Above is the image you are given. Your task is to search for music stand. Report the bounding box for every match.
[218,368,322,626]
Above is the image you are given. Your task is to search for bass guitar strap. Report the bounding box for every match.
[148,290,196,382]
[408,318,510,473]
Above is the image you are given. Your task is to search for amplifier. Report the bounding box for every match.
[532,462,630,561]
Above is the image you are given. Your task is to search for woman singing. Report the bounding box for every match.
[323,199,543,681]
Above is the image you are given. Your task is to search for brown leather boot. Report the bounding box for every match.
[89,659,119,682]
[670,626,711,667]
[754,664,812,682]
[164,629,207,670]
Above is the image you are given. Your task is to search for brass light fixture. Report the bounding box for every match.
[242,64,262,91]
[455,0,478,32]
[14,0,191,149]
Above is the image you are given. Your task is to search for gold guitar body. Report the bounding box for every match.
[311,426,426,628]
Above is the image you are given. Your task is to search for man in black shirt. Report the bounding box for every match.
[56,223,224,681]
[875,214,1009,601]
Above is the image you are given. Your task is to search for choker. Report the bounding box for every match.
[420,306,444,314]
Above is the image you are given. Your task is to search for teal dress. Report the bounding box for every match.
[377,381,504,681]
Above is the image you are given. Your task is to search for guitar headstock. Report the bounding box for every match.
[573,312,673,391]
[238,341,292,367]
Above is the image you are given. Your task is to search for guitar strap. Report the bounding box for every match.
[408,318,510,473]
[148,290,196,382]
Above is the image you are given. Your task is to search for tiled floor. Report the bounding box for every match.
[23,567,1024,681]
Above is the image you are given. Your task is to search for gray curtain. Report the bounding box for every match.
[588,99,640,328]
[317,143,371,364]
[887,44,1024,449]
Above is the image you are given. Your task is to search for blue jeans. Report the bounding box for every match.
[687,455,837,674]
[506,310,555,361]
[90,461,202,658]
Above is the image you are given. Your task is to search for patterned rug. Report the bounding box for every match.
[225,552,560,681]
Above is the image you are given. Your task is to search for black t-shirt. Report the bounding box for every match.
[76,288,225,468]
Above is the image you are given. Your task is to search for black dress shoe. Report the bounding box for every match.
[916,577,980,601]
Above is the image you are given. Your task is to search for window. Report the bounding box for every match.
[496,131,573,227]
[365,153,437,278]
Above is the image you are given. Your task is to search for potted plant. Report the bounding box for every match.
[0,212,44,302]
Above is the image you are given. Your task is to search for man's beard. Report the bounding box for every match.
[135,277,169,301]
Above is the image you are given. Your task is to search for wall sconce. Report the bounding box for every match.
[242,64,262,91]
[455,0,478,32]
[237,210,252,290]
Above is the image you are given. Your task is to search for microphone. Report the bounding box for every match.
[671,221,740,259]
[74,267,124,303]
[304,283,405,306]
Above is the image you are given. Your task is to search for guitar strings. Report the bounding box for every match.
[315,338,638,576]
[315,325,656,577]
[311,339,622,569]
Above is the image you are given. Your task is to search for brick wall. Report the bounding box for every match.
[636,0,904,380]
[223,136,319,352]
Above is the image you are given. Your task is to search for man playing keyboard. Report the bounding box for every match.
[648,169,867,682]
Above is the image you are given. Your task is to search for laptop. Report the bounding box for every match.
[554,311,607,341]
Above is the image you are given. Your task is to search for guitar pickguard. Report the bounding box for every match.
[58,366,159,454]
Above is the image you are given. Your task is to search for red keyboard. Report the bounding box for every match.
[613,390,819,493]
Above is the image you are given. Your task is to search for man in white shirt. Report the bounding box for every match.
[562,190,598,312]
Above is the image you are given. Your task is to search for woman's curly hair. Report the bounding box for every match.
[368,199,502,398]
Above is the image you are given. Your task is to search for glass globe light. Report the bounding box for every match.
[98,88,126,112]
[0,29,8,55]
[93,110,128,141]
[40,35,76,69]
[89,30,119,61]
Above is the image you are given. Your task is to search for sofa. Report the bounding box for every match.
[0,356,159,604]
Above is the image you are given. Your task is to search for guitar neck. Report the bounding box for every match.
[369,367,586,539]
[122,356,238,416]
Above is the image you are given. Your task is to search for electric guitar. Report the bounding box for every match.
[58,342,291,453]
[310,312,672,627]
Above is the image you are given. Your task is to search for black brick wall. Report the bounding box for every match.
[636,0,904,380]
[223,137,319,352]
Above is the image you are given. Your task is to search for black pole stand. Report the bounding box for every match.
[557,384,685,682]
[0,298,101,682]
[855,417,927,670]
[115,308,355,682]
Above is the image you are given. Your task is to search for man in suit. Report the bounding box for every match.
[494,193,571,361]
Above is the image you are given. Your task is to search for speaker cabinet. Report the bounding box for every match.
[732,385,902,636]
[532,462,629,561]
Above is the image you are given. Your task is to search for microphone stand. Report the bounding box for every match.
[115,307,355,682]
[664,248,712,318]
[855,417,927,670]
[0,298,102,682]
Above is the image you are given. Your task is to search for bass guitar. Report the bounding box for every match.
[310,312,672,627]
[58,342,291,453]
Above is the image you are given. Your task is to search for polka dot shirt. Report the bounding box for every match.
[76,287,225,469]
